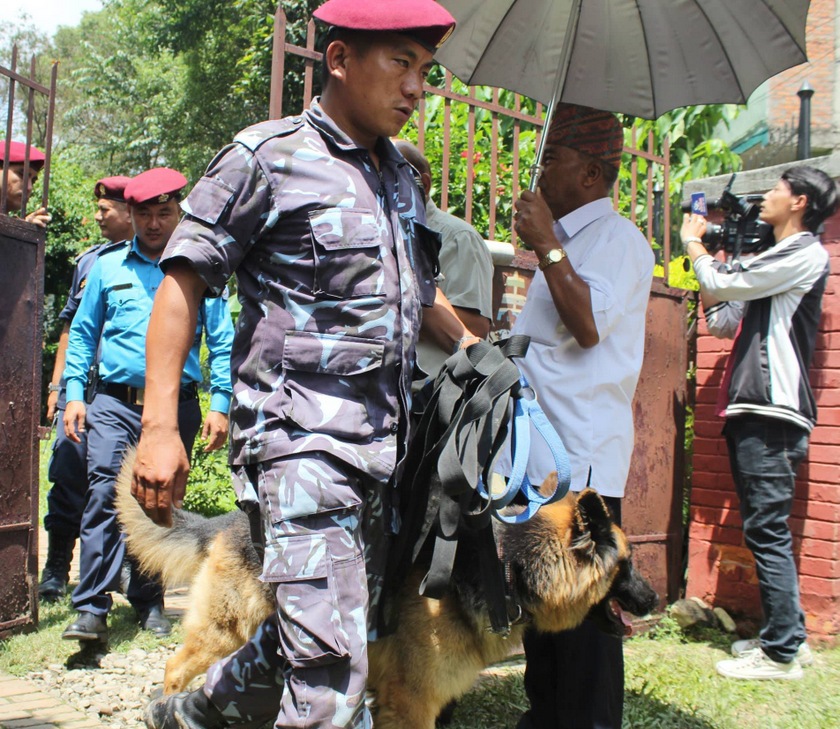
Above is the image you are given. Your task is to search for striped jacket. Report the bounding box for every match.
[694,232,829,432]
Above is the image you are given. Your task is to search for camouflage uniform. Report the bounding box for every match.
[161,99,439,728]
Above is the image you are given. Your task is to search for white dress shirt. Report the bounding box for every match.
[496,197,654,497]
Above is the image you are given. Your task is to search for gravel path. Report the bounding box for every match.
[25,644,176,727]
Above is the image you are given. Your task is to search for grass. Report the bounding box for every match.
[5,442,838,728]
[443,619,840,729]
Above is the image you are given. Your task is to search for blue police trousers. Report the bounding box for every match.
[72,393,201,615]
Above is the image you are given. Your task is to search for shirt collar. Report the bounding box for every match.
[128,236,160,264]
[555,197,613,241]
[305,98,405,169]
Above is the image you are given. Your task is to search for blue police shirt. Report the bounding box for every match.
[64,236,234,412]
[59,239,129,324]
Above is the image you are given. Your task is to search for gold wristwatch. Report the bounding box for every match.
[538,247,567,270]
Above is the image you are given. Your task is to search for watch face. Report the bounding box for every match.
[548,249,562,262]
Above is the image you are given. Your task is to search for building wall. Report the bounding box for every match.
[768,0,837,150]
[684,158,840,643]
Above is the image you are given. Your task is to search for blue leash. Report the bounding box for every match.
[479,374,572,524]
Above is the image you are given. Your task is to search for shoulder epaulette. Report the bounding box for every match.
[74,238,129,263]
[234,117,305,152]
[97,239,130,256]
[74,242,104,262]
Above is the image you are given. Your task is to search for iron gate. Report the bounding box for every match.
[0,46,57,638]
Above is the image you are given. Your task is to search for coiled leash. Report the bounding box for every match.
[384,335,571,636]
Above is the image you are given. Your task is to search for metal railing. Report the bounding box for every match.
[1,44,58,217]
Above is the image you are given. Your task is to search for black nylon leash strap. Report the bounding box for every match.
[385,335,530,636]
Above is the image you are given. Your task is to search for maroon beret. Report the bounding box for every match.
[546,103,624,170]
[94,176,132,202]
[0,140,46,169]
[313,0,455,50]
[124,167,188,206]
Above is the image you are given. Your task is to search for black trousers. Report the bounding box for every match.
[517,495,624,729]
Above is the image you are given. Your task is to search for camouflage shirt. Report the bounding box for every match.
[162,100,439,483]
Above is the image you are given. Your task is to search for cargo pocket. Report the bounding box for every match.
[309,207,385,299]
[263,533,353,668]
[280,330,389,439]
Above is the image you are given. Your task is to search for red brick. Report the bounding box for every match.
[799,575,840,599]
[800,517,840,541]
[808,425,840,445]
[807,481,840,504]
[812,350,840,368]
[692,436,729,457]
[688,521,743,545]
[802,500,840,522]
[800,444,839,465]
[814,406,840,425]
[691,471,734,490]
[691,454,731,474]
[805,462,840,484]
[798,556,840,580]
[690,487,738,509]
[692,505,742,527]
[695,336,730,354]
[797,537,840,561]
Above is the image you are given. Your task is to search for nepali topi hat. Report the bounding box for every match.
[546,103,624,170]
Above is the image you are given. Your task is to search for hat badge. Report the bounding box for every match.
[158,193,170,203]
[96,183,105,197]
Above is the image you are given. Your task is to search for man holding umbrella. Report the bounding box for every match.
[506,103,654,729]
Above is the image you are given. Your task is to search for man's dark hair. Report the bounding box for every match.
[320,27,376,88]
[781,165,840,233]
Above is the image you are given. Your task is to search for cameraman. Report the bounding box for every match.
[681,165,839,681]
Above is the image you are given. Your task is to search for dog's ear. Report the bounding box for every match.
[571,490,618,556]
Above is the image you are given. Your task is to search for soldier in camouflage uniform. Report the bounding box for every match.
[133,2,474,728]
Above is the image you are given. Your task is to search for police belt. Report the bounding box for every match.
[99,381,198,406]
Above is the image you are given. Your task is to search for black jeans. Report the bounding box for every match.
[724,417,809,663]
[517,496,623,729]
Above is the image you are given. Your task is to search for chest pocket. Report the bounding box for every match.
[309,207,385,299]
[105,283,150,330]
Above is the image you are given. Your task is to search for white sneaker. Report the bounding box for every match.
[730,639,813,666]
[717,648,803,680]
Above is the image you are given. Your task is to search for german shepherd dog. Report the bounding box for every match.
[115,451,657,729]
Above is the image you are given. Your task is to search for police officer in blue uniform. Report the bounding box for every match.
[60,168,234,644]
[39,176,134,602]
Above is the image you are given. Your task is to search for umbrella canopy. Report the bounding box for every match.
[435,0,810,120]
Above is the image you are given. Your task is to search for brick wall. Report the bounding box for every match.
[768,0,836,147]
[685,195,840,644]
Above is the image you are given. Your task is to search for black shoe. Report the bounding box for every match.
[39,532,76,602]
[144,689,228,729]
[138,603,172,637]
[62,611,108,642]
[38,572,68,602]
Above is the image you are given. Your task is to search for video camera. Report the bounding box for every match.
[682,174,774,258]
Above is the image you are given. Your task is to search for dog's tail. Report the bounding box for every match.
[115,447,222,588]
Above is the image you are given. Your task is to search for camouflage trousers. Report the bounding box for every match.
[204,453,374,729]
